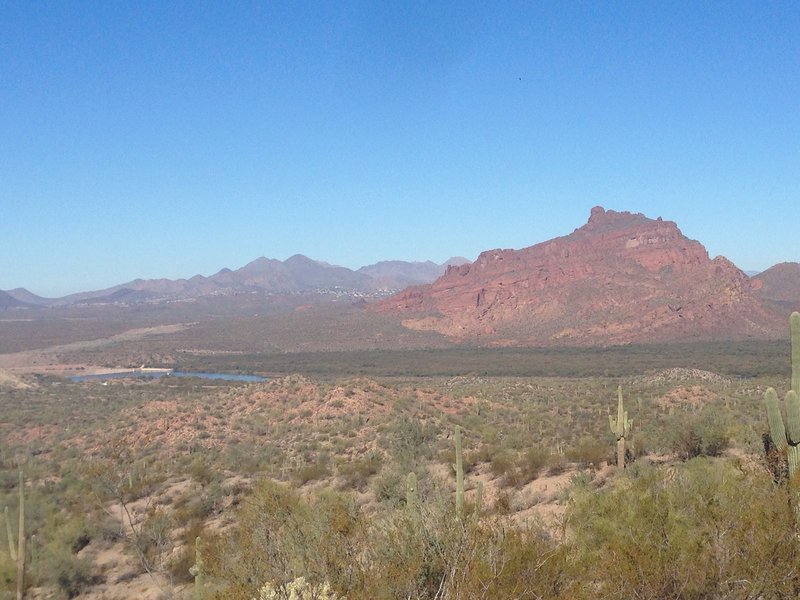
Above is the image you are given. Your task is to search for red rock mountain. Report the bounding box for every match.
[377,207,784,345]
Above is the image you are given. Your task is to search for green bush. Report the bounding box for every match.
[294,461,331,486]
[37,543,97,599]
[205,477,568,599]
[669,406,730,460]
[516,447,551,484]
[336,452,383,491]
[490,450,516,485]
[567,458,800,598]
[566,436,609,469]
[372,466,407,505]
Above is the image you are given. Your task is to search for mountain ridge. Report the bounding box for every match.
[1,256,467,307]
[376,206,788,345]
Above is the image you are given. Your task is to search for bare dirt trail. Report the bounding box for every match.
[0,323,191,375]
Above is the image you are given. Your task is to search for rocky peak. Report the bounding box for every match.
[583,205,656,232]
[377,206,783,345]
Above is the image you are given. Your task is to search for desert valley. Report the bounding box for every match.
[2,208,800,599]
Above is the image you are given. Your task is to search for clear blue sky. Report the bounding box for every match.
[2,1,798,297]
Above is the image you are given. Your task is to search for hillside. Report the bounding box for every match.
[0,290,29,309]
[752,262,800,313]
[377,207,785,345]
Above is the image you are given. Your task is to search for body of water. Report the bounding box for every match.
[70,370,266,383]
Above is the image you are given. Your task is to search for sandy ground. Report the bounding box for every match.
[0,324,190,375]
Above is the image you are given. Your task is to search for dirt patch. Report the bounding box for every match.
[0,368,33,389]
[657,385,720,410]
[0,323,193,375]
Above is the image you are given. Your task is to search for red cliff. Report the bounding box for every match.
[377,207,783,345]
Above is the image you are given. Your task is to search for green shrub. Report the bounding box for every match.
[372,467,407,505]
[489,451,517,487]
[516,447,551,484]
[336,453,382,492]
[567,458,800,598]
[294,461,331,486]
[566,436,609,469]
[37,543,97,599]
[669,406,730,460]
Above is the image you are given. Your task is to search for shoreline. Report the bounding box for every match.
[0,364,174,377]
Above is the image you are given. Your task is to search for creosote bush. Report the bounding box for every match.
[253,576,342,600]
[565,436,609,469]
[568,458,800,599]
[668,405,731,460]
[205,478,569,599]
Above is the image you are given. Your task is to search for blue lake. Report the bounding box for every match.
[70,370,266,383]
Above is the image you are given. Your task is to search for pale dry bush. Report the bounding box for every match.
[253,576,343,600]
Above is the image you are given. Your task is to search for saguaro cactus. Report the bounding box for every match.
[189,536,204,600]
[792,312,800,395]
[4,474,26,600]
[609,386,632,468]
[764,312,800,482]
[17,471,25,600]
[11,471,25,600]
[454,426,464,519]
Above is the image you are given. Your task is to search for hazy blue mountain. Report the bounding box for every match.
[2,254,462,306]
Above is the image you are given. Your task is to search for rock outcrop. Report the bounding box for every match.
[377,207,784,345]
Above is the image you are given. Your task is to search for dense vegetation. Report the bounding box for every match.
[174,340,793,379]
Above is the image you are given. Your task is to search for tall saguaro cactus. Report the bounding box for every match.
[17,470,25,600]
[764,312,800,482]
[609,386,632,468]
[4,473,26,600]
[11,470,25,600]
[454,426,464,519]
[189,536,204,600]
[793,311,800,395]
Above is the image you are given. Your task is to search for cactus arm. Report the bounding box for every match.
[455,426,464,519]
[609,387,630,467]
[765,387,789,452]
[17,470,25,600]
[786,390,800,446]
[792,312,800,393]
[789,446,800,482]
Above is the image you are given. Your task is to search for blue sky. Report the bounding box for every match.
[1,1,798,297]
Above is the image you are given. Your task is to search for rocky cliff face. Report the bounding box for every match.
[378,207,784,345]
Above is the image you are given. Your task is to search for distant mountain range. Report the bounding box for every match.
[1,256,471,308]
[377,207,800,345]
[3,208,799,349]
